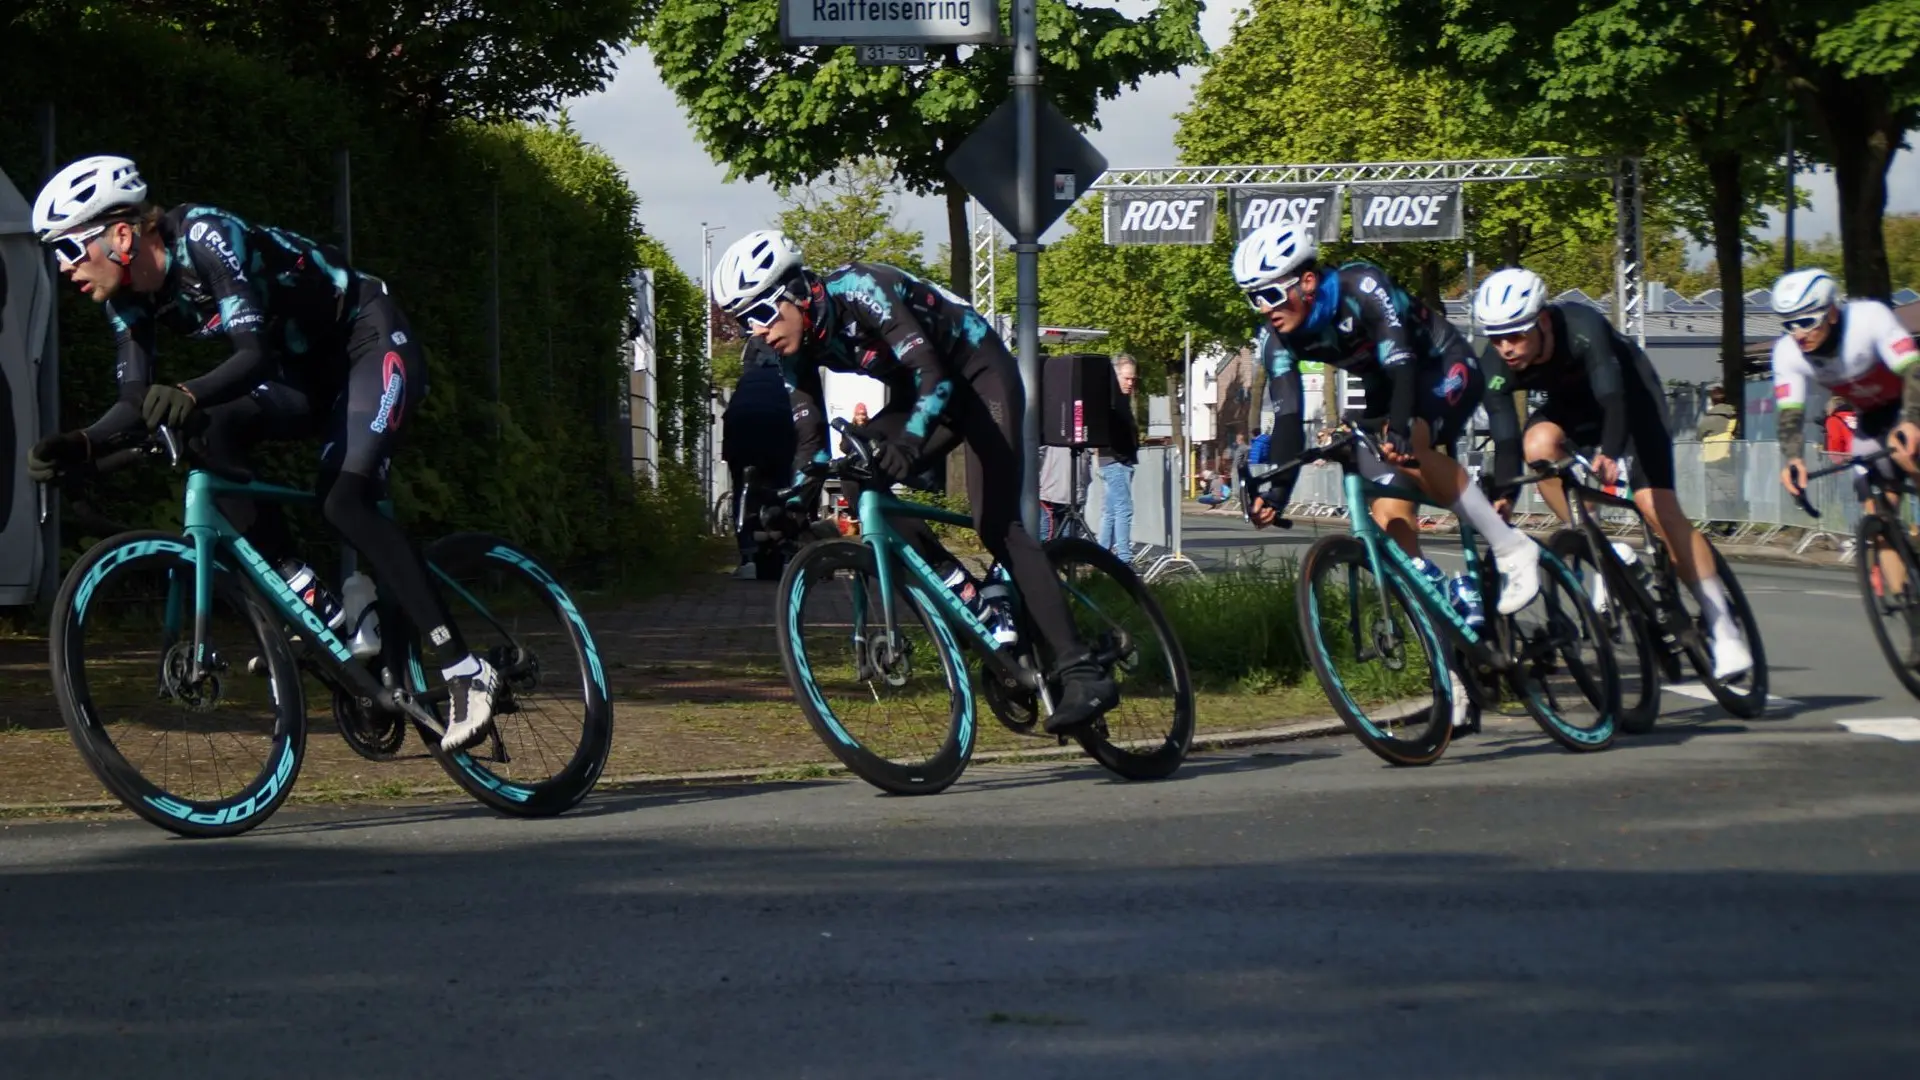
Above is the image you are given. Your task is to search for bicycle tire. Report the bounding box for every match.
[1043,537,1195,781]
[1505,548,1619,752]
[776,538,973,794]
[421,532,614,816]
[1680,546,1768,718]
[50,530,307,838]
[1548,530,1664,734]
[1296,534,1451,766]
[1854,514,1920,699]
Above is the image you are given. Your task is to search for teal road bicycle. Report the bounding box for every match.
[1242,424,1620,766]
[45,427,613,838]
[768,420,1195,795]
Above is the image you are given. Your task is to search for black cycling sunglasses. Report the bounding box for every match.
[1245,277,1300,312]
[47,224,107,267]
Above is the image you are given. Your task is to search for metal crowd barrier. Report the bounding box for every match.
[1080,446,1203,583]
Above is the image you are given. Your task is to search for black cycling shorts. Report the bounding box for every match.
[1526,397,1677,491]
[1357,340,1485,455]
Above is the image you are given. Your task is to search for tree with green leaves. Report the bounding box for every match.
[1179,0,1625,314]
[1361,0,1788,435]
[636,0,1205,296]
[775,158,932,278]
[14,0,645,122]
[1769,3,1920,301]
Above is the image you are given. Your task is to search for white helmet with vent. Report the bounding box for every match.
[1473,267,1548,335]
[1770,268,1838,318]
[711,230,805,316]
[32,155,148,241]
[1232,221,1318,293]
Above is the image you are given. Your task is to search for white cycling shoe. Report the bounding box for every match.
[1711,630,1754,680]
[1494,542,1542,616]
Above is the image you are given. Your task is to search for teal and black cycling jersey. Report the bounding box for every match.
[1256,260,1472,437]
[90,204,364,441]
[780,261,998,472]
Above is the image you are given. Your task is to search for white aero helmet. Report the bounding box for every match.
[33,155,148,241]
[1232,221,1318,302]
[712,229,805,317]
[1771,268,1838,318]
[1473,267,1548,336]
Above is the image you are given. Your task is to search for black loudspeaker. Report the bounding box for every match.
[1041,353,1117,448]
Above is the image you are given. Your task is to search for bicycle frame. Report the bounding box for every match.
[853,487,1042,691]
[1555,469,1681,632]
[171,469,442,730]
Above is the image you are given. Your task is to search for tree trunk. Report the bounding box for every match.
[1417,258,1445,316]
[1807,77,1898,301]
[1706,148,1748,439]
[944,176,973,301]
[1500,222,1525,268]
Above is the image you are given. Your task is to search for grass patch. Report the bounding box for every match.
[1147,561,1310,694]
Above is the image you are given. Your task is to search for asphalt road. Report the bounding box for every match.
[4,515,1920,1078]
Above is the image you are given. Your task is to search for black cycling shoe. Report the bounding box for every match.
[1044,651,1119,734]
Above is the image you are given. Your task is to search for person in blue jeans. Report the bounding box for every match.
[1095,355,1140,561]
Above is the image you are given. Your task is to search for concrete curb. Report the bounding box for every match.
[0,717,1355,820]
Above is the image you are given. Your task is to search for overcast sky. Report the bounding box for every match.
[567,1,1920,288]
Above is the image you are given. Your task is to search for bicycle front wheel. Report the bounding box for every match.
[1043,537,1195,781]
[776,538,973,794]
[50,531,307,838]
[1856,515,1920,698]
[1548,530,1663,734]
[422,533,614,816]
[1504,547,1619,752]
[1297,534,1451,766]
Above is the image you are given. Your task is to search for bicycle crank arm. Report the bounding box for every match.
[387,691,447,739]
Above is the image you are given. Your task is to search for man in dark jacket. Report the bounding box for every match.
[722,337,798,577]
[1094,354,1141,561]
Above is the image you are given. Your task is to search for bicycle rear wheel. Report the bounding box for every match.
[1676,546,1768,718]
[1504,547,1618,752]
[1855,515,1920,698]
[421,533,613,816]
[1297,534,1451,766]
[1041,537,1195,780]
[1548,530,1663,734]
[50,531,307,838]
[776,539,973,794]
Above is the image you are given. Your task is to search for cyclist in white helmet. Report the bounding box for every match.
[1233,220,1541,616]
[25,155,505,752]
[712,229,1119,734]
[1475,266,1752,678]
[1771,268,1920,598]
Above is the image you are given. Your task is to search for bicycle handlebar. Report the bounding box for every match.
[1792,447,1898,520]
[37,425,185,526]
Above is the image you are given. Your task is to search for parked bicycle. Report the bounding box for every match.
[1794,447,1920,698]
[44,426,612,838]
[1242,424,1620,766]
[1532,452,1769,731]
[768,420,1194,794]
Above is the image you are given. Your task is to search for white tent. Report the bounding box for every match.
[0,165,51,605]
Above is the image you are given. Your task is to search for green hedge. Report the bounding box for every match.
[0,15,708,581]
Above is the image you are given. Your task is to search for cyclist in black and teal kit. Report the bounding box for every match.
[1232,220,1541,616]
[710,229,1117,734]
[1473,266,1751,678]
[25,154,504,750]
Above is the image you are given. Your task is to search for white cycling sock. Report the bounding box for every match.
[1452,483,1530,555]
[441,654,483,681]
[1689,574,1739,639]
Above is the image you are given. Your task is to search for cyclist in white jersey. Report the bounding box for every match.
[1772,268,1920,593]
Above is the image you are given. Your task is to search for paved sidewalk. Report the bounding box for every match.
[593,572,789,701]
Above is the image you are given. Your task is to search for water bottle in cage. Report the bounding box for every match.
[977,564,1020,647]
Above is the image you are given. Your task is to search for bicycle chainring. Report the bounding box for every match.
[332,687,408,761]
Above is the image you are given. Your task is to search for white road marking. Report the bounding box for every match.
[1836,718,1920,742]
[1665,681,1802,708]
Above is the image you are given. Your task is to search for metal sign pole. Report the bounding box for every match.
[1012,0,1041,536]
[37,104,60,613]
